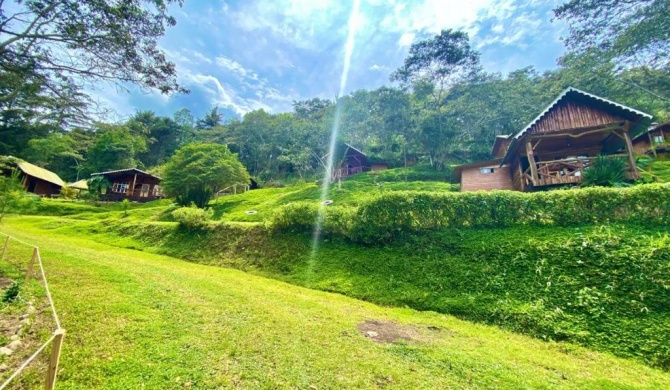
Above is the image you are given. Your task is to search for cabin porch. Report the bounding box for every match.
[520,155,637,188]
[517,121,640,190]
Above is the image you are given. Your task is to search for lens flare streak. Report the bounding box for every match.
[309,0,362,272]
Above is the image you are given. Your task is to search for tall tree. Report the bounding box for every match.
[129,111,184,167]
[0,0,186,96]
[85,124,146,173]
[391,29,480,104]
[25,133,83,181]
[391,29,481,168]
[554,0,670,70]
[196,106,223,130]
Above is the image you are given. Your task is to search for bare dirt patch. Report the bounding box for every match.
[357,319,445,344]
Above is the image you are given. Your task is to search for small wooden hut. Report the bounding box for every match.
[632,122,669,157]
[1,157,64,197]
[324,143,369,181]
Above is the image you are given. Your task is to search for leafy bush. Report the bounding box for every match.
[269,184,670,243]
[122,199,130,217]
[172,206,214,230]
[582,155,628,187]
[2,281,20,303]
[270,202,355,236]
[0,169,31,222]
[59,186,78,199]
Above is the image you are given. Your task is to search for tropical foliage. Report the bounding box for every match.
[162,143,250,208]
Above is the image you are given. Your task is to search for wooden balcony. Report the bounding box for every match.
[522,155,638,188]
[100,188,163,203]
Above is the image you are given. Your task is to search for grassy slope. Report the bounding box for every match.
[20,166,457,224]
[28,215,669,369]
[208,167,457,222]
[648,159,670,182]
[2,218,670,389]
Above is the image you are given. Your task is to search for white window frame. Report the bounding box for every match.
[479,168,494,174]
[653,135,664,144]
[111,182,129,194]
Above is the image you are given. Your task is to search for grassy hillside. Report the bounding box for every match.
[15,166,457,223]
[2,218,670,389]
[11,215,670,371]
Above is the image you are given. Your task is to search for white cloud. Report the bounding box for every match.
[398,32,415,48]
[380,0,517,38]
[216,56,258,80]
[190,50,213,64]
[369,64,390,72]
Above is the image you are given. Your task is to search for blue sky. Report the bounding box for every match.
[93,0,567,122]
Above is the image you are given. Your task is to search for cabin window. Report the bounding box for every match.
[653,135,665,144]
[111,182,129,193]
[140,184,150,197]
[479,168,494,174]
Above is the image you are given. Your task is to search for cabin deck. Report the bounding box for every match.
[522,155,639,188]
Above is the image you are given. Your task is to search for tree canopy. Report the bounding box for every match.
[0,0,186,95]
[162,143,250,208]
[554,0,670,70]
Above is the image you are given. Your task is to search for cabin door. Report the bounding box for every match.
[140,184,150,197]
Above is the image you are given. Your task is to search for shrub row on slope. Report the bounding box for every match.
[271,184,670,242]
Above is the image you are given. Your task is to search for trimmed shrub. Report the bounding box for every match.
[172,206,214,230]
[270,184,670,243]
[270,202,355,236]
[353,184,670,242]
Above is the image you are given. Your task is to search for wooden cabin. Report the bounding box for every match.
[1,157,64,197]
[325,143,369,181]
[91,168,162,202]
[455,87,654,192]
[632,122,669,157]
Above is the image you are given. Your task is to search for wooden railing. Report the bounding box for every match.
[331,166,365,181]
[523,155,635,187]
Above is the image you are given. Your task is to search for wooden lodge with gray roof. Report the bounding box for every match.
[455,87,655,192]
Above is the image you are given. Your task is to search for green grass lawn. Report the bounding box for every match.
[20,166,458,224]
[2,217,669,389]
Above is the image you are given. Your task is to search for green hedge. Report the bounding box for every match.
[271,184,670,242]
[270,202,354,236]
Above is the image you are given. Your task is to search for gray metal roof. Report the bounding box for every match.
[512,87,653,140]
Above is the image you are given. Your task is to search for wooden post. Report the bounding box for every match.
[24,247,38,284]
[130,173,138,197]
[44,329,66,390]
[647,132,657,157]
[622,131,638,178]
[1,236,9,261]
[526,140,538,185]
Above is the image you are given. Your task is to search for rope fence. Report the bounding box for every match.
[0,232,65,390]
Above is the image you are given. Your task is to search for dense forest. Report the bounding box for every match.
[1,1,669,183]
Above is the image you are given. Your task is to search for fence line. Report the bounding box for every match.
[0,232,65,390]
[35,249,61,330]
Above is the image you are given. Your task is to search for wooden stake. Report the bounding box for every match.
[25,247,37,284]
[623,131,638,178]
[44,329,66,390]
[1,236,9,261]
[647,132,657,157]
[526,140,538,185]
[130,173,138,197]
